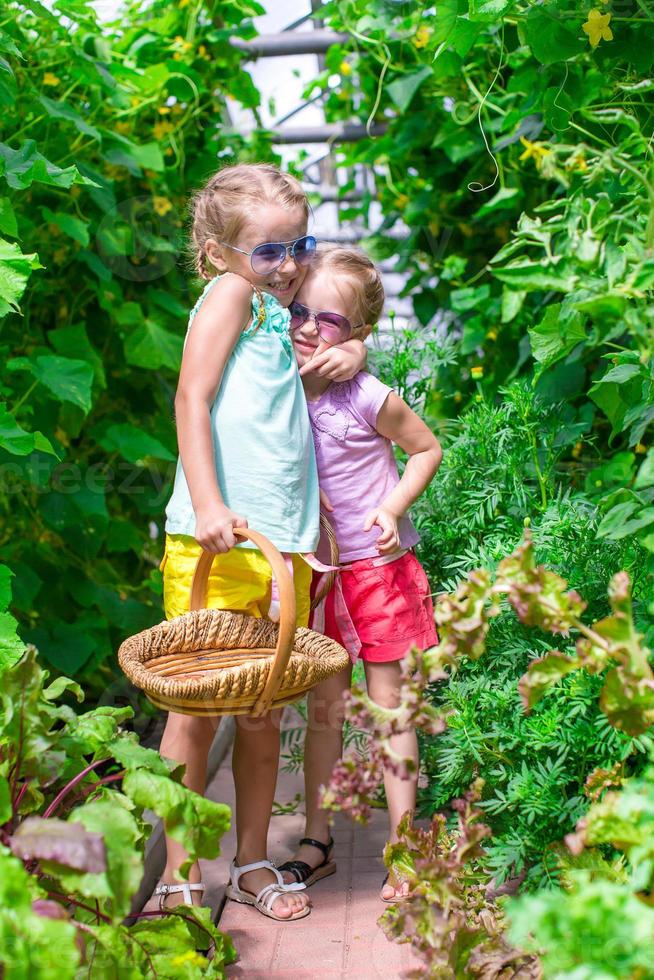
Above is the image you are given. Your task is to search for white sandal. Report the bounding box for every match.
[153,882,205,910]
[225,859,311,921]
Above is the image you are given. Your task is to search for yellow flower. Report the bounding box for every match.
[153,120,174,140]
[486,329,498,342]
[158,105,171,115]
[413,26,431,49]
[519,136,552,170]
[635,443,647,454]
[394,194,409,210]
[572,441,583,459]
[453,392,462,403]
[43,72,61,86]
[582,9,613,48]
[179,0,191,7]
[340,60,352,76]
[198,44,209,59]
[153,196,173,216]
[566,149,588,172]
[471,366,484,380]
[115,121,131,135]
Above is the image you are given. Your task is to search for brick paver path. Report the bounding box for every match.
[200,722,420,979]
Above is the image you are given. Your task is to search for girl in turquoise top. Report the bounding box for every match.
[151,164,365,922]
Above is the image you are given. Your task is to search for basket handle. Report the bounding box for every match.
[311,514,340,610]
[189,527,297,717]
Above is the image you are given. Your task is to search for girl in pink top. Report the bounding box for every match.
[279,246,442,902]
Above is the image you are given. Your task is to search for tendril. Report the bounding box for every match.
[468,24,505,194]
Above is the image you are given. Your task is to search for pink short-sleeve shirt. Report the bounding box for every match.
[307,372,420,562]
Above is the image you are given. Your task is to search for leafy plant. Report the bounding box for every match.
[508,757,654,979]
[0,641,234,977]
[380,784,540,979]
[0,0,276,693]
[323,532,654,973]
[316,0,654,603]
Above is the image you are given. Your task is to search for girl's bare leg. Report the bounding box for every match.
[158,711,218,906]
[232,709,309,917]
[281,666,352,882]
[364,659,418,900]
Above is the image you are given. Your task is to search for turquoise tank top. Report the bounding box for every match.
[165,277,320,552]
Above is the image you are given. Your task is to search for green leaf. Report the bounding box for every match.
[595,363,642,385]
[469,0,515,22]
[597,500,640,538]
[0,236,41,315]
[473,187,522,219]
[0,564,11,612]
[528,304,586,371]
[448,18,481,57]
[635,450,654,490]
[0,773,10,823]
[36,622,97,673]
[586,452,636,493]
[0,609,25,675]
[518,652,581,710]
[387,66,433,112]
[30,355,94,413]
[501,288,526,324]
[48,324,106,388]
[122,770,231,876]
[492,263,577,293]
[450,285,490,313]
[124,319,183,372]
[54,798,144,920]
[574,293,627,319]
[41,206,90,246]
[99,423,175,464]
[524,7,586,64]
[0,404,35,455]
[431,0,460,43]
[589,374,644,438]
[0,140,96,190]
[102,134,164,175]
[0,849,80,977]
[38,94,101,141]
[108,732,174,776]
[0,196,16,235]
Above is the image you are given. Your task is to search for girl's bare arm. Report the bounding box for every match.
[174,274,253,552]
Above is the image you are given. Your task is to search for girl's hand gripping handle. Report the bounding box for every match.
[194,503,248,554]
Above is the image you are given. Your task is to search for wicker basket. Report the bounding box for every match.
[118,526,348,717]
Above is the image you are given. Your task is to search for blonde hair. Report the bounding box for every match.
[190,163,310,281]
[312,244,385,331]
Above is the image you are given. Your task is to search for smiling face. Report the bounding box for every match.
[291,269,359,368]
[205,202,310,307]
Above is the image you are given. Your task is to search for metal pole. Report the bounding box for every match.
[230,30,348,58]
[272,123,387,143]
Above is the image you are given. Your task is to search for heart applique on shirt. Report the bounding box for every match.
[312,404,351,444]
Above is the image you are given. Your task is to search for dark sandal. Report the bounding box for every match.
[278,837,336,888]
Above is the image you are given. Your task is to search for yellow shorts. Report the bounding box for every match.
[161,534,312,628]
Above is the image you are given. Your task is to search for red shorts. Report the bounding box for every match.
[314,551,438,663]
